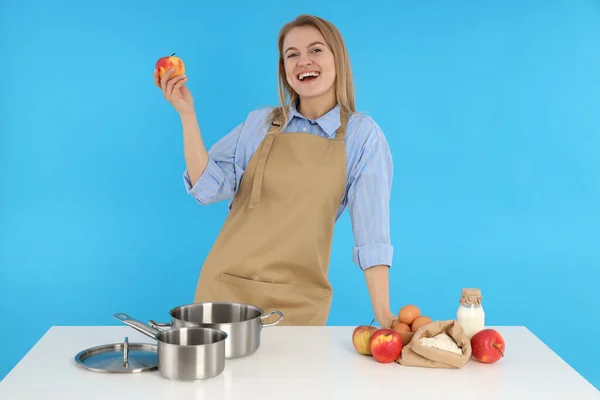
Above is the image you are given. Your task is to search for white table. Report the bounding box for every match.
[1,325,598,399]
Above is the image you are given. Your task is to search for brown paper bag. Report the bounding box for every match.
[396,320,472,369]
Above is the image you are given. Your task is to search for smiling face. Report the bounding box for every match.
[282,25,336,103]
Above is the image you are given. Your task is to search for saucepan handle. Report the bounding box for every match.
[260,310,284,328]
[113,313,161,340]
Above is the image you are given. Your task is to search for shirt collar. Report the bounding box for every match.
[287,100,341,137]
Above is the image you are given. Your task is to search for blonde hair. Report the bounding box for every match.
[268,14,355,129]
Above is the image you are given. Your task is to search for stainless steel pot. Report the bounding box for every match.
[113,313,227,381]
[149,302,283,359]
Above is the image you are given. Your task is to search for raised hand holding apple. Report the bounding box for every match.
[153,53,195,116]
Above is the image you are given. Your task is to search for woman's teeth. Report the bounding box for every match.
[298,71,320,81]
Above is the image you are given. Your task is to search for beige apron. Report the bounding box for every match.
[193,109,348,326]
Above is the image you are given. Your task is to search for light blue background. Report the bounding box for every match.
[1,0,599,390]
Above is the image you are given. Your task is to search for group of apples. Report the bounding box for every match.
[352,320,404,363]
[351,304,428,364]
[351,304,506,364]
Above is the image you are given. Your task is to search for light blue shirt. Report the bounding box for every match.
[183,102,394,271]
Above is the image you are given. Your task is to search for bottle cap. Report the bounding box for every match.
[460,288,482,306]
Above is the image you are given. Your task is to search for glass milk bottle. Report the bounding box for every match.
[456,288,485,339]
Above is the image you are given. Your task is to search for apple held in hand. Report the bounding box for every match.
[471,329,505,363]
[156,53,185,79]
[352,324,378,355]
[369,329,403,363]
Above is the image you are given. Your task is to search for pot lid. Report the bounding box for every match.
[75,337,157,373]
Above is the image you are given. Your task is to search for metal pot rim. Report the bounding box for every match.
[169,301,264,314]
[150,302,284,329]
[155,326,228,348]
[168,302,265,323]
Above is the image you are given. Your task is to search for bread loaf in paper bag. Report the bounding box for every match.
[395,319,472,369]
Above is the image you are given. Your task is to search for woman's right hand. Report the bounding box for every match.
[154,68,195,116]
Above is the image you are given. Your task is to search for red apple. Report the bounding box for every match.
[471,329,505,363]
[352,324,378,355]
[369,328,403,363]
[155,53,185,80]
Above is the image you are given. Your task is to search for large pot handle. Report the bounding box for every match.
[148,320,172,330]
[260,310,284,328]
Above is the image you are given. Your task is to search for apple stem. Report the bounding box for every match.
[171,52,176,56]
[493,343,505,357]
[370,318,375,326]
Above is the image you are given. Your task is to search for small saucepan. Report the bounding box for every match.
[149,302,283,359]
[113,313,227,381]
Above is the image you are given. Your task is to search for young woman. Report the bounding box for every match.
[154,14,396,328]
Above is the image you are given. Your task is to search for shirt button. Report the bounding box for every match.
[303,127,307,132]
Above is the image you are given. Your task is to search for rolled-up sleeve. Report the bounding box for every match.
[182,122,244,205]
[348,119,394,270]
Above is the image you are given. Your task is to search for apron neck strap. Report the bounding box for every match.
[335,109,348,141]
